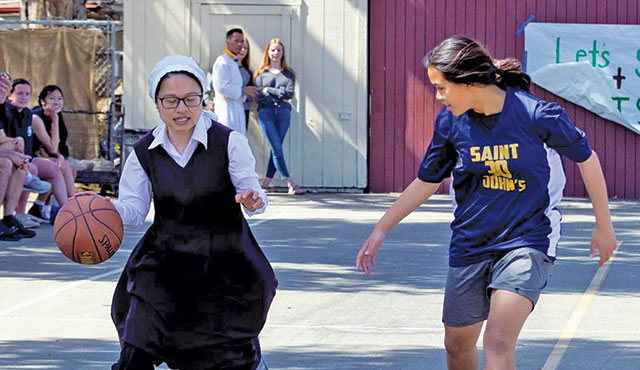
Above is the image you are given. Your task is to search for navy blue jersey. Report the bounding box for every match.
[418,88,592,267]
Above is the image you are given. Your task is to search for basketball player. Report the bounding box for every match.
[356,36,617,370]
[109,55,276,369]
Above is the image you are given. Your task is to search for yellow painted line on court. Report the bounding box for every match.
[542,242,622,370]
[0,268,122,317]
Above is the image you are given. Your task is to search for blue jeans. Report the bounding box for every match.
[258,104,291,179]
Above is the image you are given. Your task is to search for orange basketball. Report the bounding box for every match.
[53,194,124,264]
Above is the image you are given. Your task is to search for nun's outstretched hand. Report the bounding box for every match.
[235,189,264,212]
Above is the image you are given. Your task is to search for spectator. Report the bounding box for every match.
[238,36,254,132]
[0,76,52,228]
[0,74,36,239]
[211,28,259,136]
[254,38,305,194]
[30,84,76,221]
[0,78,68,222]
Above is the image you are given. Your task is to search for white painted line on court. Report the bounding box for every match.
[0,268,122,317]
[542,242,622,370]
[0,317,637,336]
[0,220,269,318]
[249,218,269,227]
[0,220,270,319]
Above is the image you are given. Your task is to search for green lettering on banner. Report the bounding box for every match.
[556,37,561,63]
[588,40,600,67]
[598,51,610,68]
[636,98,640,111]
[636,49,640,78]
[612,96,630,113]
[576,49,588,62]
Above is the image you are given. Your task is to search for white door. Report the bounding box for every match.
[196,3,296,186]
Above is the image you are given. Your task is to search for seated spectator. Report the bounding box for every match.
[2,79,68,224]
[0,74,37,238]
[31,85,77,200]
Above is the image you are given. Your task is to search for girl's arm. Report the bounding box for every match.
[577,151,617,267]
[253,74,269,105]
[32,113,60,154]
[0,128,12,144]
[356,179,441,274]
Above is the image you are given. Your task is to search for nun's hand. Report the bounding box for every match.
[235,189,264,212]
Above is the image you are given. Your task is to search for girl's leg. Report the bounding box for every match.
[483,248,551,370]
[61,159,76,196]
[273,108,303,191]
[258,108,290,179]
[16,192,30,214]
[444,322,483,370]
[261,176,272,189]
[3,166,27,217]
[265,155,277,179]
[482,290,532,370]
[33,158,68,205]
[0,158,12,211]
[275,108,292,184]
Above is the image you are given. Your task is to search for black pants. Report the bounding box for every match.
[112,341,264,370]
[112,343,162,370]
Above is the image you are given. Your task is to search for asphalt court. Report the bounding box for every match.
[0,194,638,369]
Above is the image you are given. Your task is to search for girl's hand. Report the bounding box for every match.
[235,189,264,212]
[356,229,386,275]
[44,107,58,123]
[9,151,28,168]
[590,223,617,267]
[0,73,11,103]
[56,154,64,168]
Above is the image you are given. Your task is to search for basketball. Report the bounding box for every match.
[53,194,124,264]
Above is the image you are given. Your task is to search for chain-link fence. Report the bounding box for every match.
[0,19,122,190]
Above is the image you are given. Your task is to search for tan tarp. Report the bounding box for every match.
[0,27,105,158]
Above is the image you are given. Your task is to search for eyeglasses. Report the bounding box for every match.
[157,94,203,109]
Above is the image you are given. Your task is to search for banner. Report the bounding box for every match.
[524,23,640,135]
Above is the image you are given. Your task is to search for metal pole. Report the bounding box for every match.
[0,19,121,26]
[106,22,113,161]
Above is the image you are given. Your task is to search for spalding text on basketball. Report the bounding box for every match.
[99,235,117,257]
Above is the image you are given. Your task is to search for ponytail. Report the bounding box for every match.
[493,58,531,92]
[425,36,531,92]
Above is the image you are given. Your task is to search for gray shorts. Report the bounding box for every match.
[442,247,552,327]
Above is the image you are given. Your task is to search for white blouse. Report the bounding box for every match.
[113,116,267,228]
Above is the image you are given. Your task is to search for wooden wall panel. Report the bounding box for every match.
[369,0,640,198]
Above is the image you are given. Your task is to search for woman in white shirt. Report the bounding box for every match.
[101,55,276,370]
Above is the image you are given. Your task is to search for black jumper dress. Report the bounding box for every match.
[111,121,277,369]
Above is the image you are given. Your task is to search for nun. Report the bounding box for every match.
[110,55,277,370]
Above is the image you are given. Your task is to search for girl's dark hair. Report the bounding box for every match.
[154,71,202,100]
[38,85,64,106]
[423,35,531,92]
[10,78,31,93]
